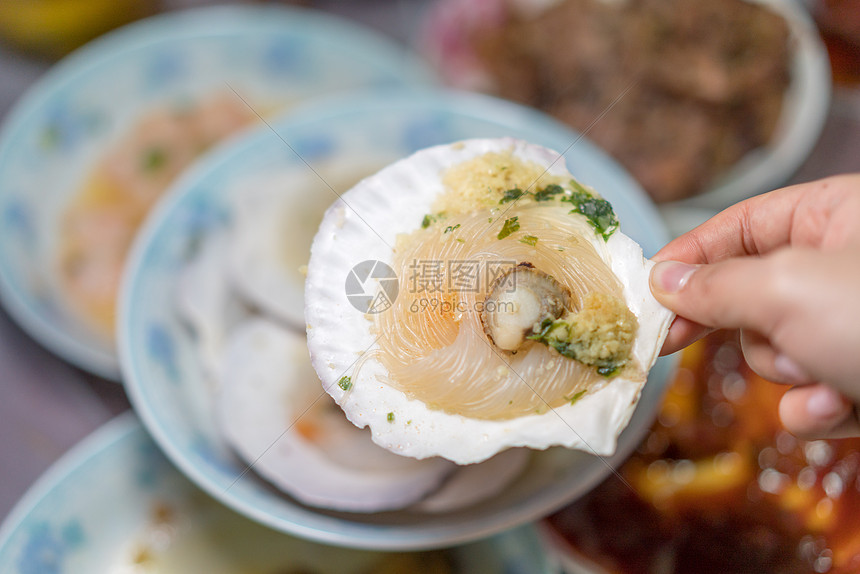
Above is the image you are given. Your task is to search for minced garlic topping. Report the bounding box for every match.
[563,292,637,370]
[436,149,566,215]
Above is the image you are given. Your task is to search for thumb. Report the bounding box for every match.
[649,256,789,337]
[651,249,860,400]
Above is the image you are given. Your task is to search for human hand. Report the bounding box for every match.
[649,175,860,439]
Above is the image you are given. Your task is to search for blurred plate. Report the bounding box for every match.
[118,88,678,550]
[0,4,434,380]
[422,0,830,233]
[0,413,557,573]
[662,0,832,233]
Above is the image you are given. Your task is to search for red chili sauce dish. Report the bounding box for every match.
[546,331,860,574]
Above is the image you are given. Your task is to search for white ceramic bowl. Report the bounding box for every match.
[659,0,832,236]
[421,0,831,236]
[0,413,557,573]
[0,4,433,380]
[664,0,832,212]
[119,89,678,550]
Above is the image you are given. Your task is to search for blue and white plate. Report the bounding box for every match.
[0,413,556,573]
[0,5,433,380]
[119,89,677,550]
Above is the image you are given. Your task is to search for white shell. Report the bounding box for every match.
[414,448,531,513]
[216,318,455,512]
[226,157,393,328]
[305,138,674,465]
[175,229,249,382]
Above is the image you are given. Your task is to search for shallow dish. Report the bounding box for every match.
[0,4,433,380]
[422,0,830,233]
[0,413,556,573]
[665,0,831,213]
[119,89,677,550]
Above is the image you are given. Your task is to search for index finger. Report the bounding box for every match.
[655,175,860,265]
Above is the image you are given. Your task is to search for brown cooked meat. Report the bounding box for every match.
[470,0,792,202]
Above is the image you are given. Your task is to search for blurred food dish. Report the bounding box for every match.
[119,89,677,549]
[810,0,860,84]
[544,330,860,573]
[0,0,156,58]
[0,413,557,574]
[423,0,831,211]
[0,4,434,379]
[59,92,256,342]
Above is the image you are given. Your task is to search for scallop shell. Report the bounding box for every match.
[216,318,455,512]
[226,158,392,328]
[305,138,674,465]
[175,228,249,382]
[414,448,531,513]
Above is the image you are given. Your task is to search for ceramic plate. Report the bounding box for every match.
[0,413,556,573]
[0,4,433,380]
[119,89,678,550]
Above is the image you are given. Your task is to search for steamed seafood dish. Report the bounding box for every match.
[426,0,792,201]
[549,331,860,574]
[305,138,673,464]
[176,162,530,513]
[58,93,255,339]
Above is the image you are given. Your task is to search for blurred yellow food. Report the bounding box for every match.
[0,0,156,57]
[549,331,860,573]
[629,449,754,511]
[58,92,256,339]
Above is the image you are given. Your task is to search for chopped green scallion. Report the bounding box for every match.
[499,188,526,204]
[564,389,587,405]
[142,147,168,172]
[533,183,564,202]
[337,376,352,391]
[497,216,520,240]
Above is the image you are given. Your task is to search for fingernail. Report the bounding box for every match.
[651,261,697,294]
[806,386,845,420]
[774,354,810,383]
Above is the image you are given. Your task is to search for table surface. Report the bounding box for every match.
[1,0,860,523]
